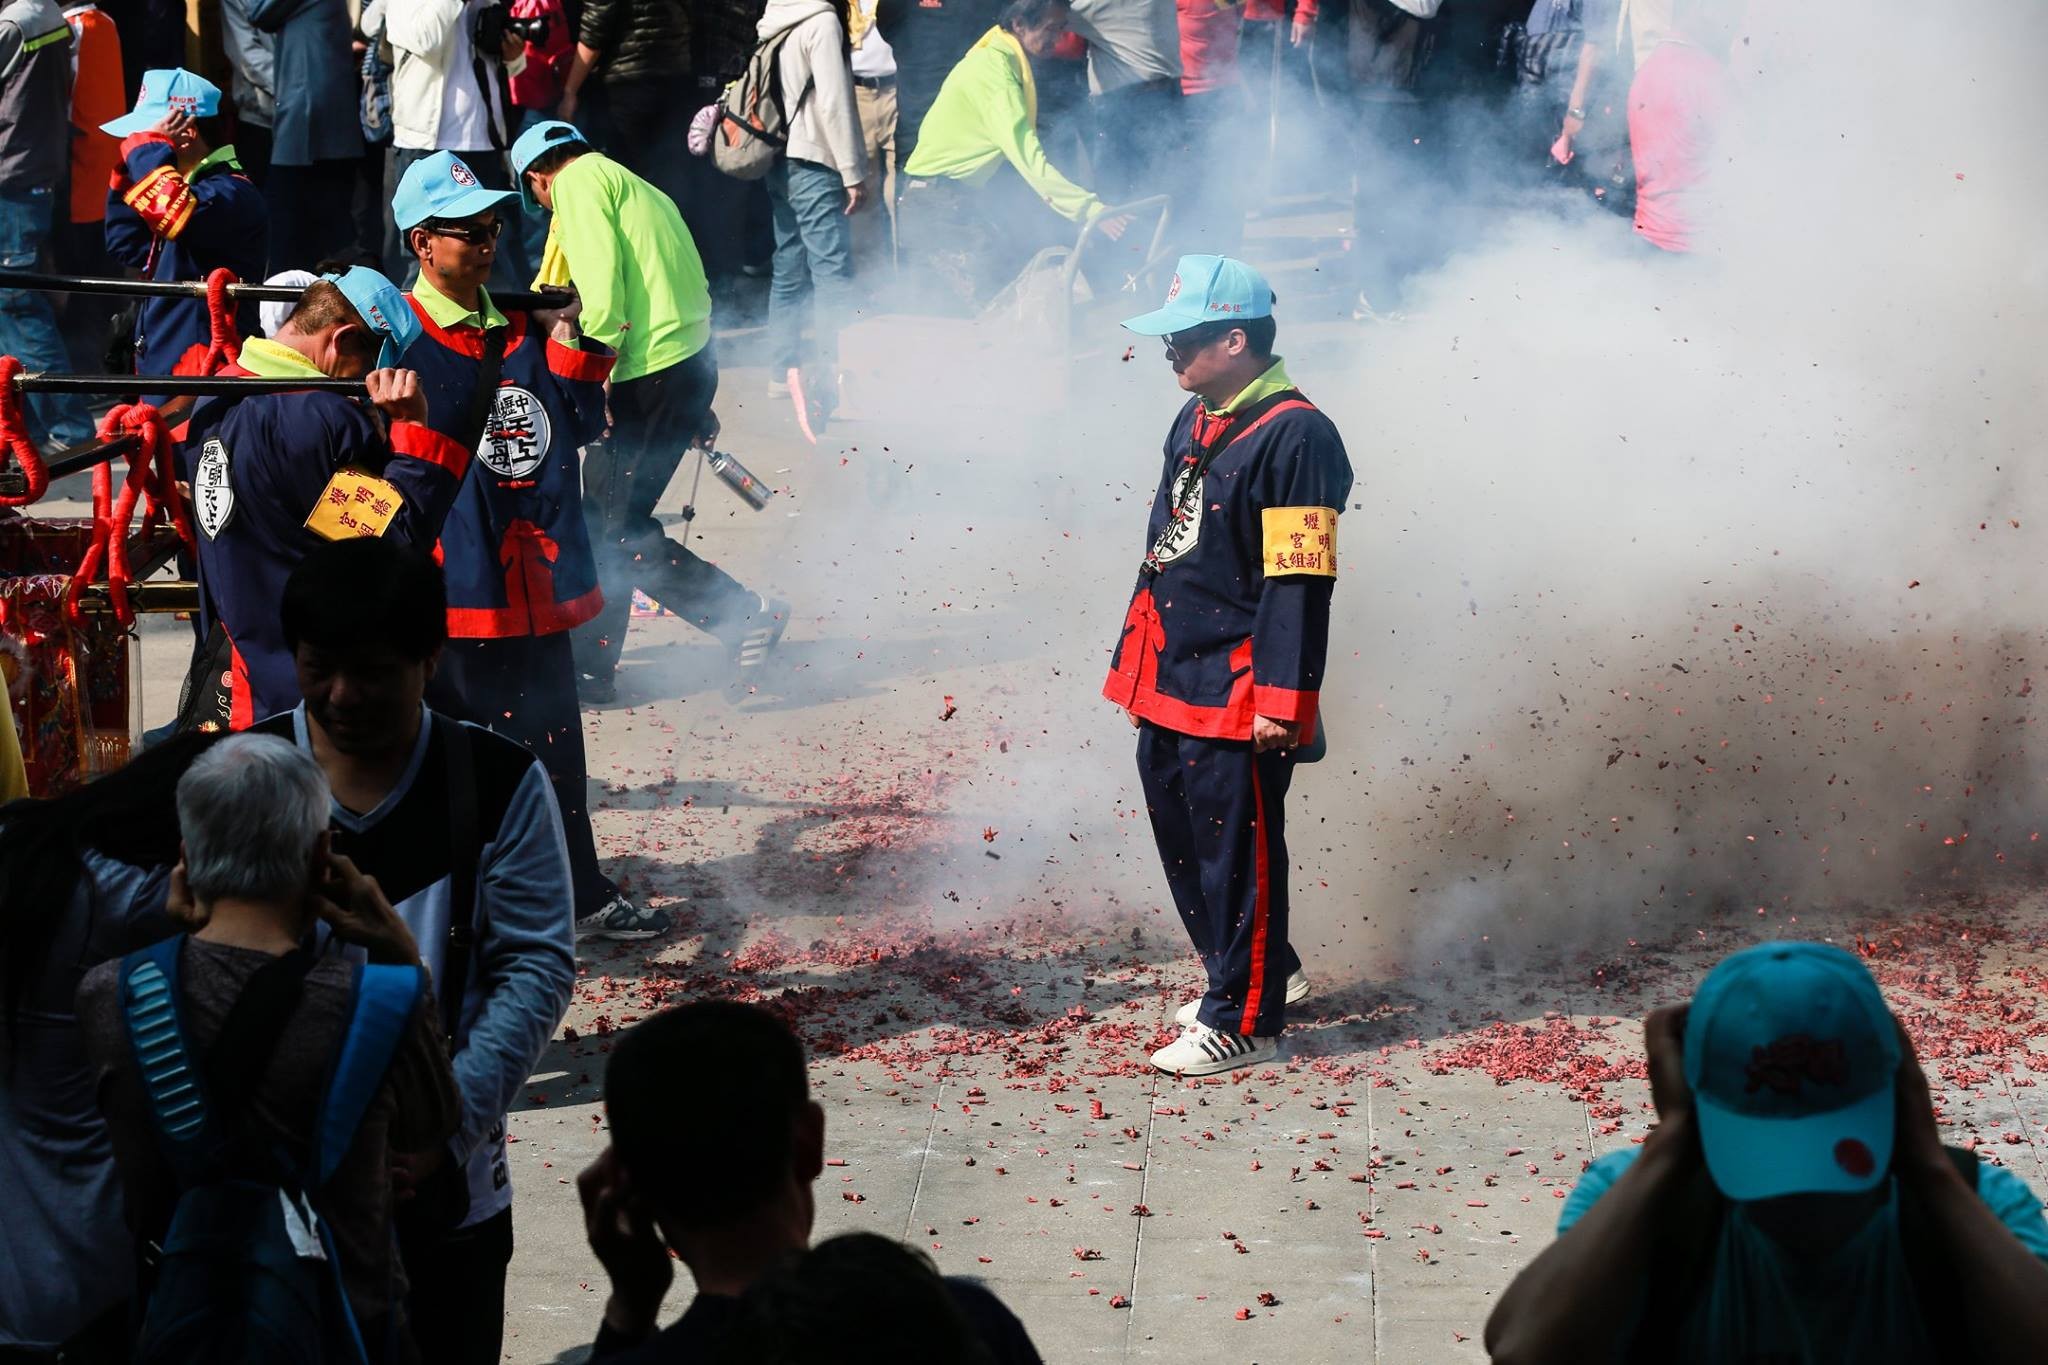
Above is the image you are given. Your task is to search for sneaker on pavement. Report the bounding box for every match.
[1174,968,1312,1028]
[575,895,669,941]
[729,595,790,684]
[1149,1024,1278,1077]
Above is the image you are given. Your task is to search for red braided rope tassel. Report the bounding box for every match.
[66,404,173,629]
[200,267,242,375]
[0,355,50,507]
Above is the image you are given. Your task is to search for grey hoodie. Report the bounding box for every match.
[757,0,869,188]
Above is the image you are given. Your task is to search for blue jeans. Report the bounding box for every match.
[0,186,94,446]
[766,157,858,377]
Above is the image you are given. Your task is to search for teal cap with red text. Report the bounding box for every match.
[1121,254,1275,336]
[1684,941,1902,1201]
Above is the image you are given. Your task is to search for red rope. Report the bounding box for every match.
[0,355,49,507]
[200,267,242,375]
[65,403,176,629]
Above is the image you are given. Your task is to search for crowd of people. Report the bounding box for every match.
[0,0,1744,445]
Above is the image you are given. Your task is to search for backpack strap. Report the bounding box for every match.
[121,937,209,1172]
[310,961,425,1189]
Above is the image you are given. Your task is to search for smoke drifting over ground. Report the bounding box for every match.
[712,0,2047,985]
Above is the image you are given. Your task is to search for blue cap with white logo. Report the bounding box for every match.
[101,68,222,139]
[322,266,422,371]
[510,119,590,213]
[1121,254,1276,336]
[393,151,518,233]
[1683,941,1903,1202]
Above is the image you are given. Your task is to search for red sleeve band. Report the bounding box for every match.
[545,337,614,384]
[390,420,472,482]
[1252,683,1319,724]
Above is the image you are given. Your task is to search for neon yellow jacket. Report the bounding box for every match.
[530,152,710,381]
[902,27,1104,224]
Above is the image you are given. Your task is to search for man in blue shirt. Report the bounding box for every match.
[1486,941,2048,1364]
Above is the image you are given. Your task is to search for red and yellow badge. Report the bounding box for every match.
[1261,506,1337,577]
[122,164,196,239]
[304,468,402,542]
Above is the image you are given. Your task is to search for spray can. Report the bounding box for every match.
[707,450,773,510]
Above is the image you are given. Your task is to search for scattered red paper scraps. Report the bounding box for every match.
[1234,1308,1252,1321]
[1256,1292,1279,1307]
[940,695,958,721]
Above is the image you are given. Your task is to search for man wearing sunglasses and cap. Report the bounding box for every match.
[1103,254,1352,1076]
[178,265,473,731]
[390,150,661,942]
[100,68,268,383]
[1488,940,2048,1363]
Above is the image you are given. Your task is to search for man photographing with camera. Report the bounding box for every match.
[385,0,531,287]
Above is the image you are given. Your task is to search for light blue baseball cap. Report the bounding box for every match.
[509,118,590,212]
[1683,941,1903,1202]
[1121,254,1276,336]
[393,151,517,233]
[101,68,222,138]
[322,266,422,370]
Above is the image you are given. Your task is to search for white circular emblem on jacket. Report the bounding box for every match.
[1151,461,1204,566]
[477,385,551,478]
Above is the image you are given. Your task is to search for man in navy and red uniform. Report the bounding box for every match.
[181,265,472,731]
[1104,254,1353,1077]
[391,150,664,943]
[100,67,268,381]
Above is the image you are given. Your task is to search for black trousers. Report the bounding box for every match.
[571,347,758,683]
[400,1207,513,1365]
[432,632,615,915]
[1136,723,1303,1036]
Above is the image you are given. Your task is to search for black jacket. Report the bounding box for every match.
[577,0,691,84]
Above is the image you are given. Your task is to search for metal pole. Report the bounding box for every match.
[44,434,144,483]
[0,268,556,312]
[9,372,367,396]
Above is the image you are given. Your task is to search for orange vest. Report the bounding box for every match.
[66,5,124,224]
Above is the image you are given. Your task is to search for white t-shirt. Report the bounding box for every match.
[434,1,507,153]
[850,0,895,79]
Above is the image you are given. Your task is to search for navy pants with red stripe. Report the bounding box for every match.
[1136,722,1302,1037]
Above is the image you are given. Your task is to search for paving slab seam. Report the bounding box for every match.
[1364,1039,1382,1362]
[1124,1064,1164,1355]
[901,1076,947,1241]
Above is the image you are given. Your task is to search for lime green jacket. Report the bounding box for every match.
[902,27,1104,224]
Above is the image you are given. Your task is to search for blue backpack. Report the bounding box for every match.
[118,937,424,1365]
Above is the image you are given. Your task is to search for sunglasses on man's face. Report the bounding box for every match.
[1164,324,1232,362]
[426,216,503,245]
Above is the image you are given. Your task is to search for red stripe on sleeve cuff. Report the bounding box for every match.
[546,337,614,384]
[1252,683,1319,724]
[390,420,472,482]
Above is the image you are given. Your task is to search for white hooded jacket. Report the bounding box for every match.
[756,0,868,188]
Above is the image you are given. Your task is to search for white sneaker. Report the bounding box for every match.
[1174,968,1312,1028]
[1149,1024,1278,1077]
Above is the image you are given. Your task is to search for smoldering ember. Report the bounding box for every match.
[3,0,2046,1361]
